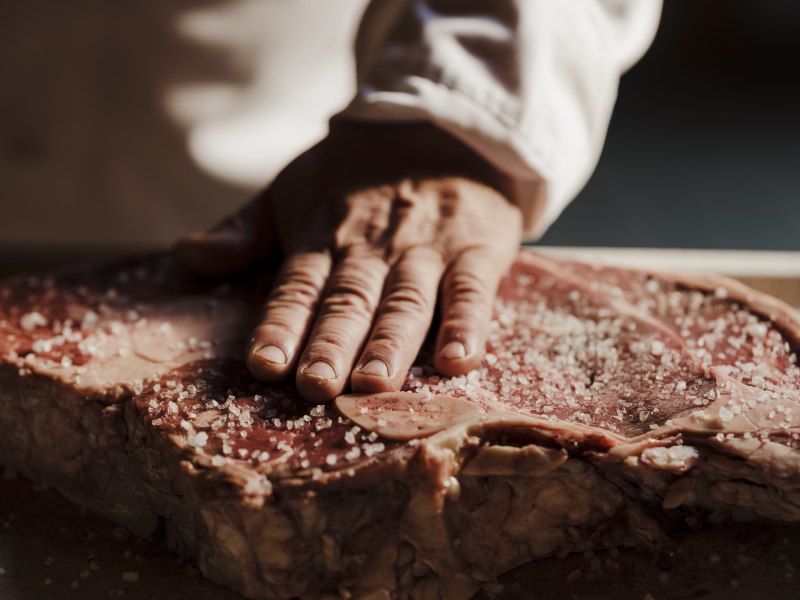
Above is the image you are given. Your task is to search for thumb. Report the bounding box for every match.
[175,191,277,277]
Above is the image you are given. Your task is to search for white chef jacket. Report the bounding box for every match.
[2,0,661,246]
[179,0,662,239]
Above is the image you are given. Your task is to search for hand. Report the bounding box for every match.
[177,122,522,403]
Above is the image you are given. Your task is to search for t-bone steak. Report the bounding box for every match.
[0,250,798,599]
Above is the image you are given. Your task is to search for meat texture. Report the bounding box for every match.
[0,251,798,599]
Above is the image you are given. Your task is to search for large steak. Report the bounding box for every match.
[0,250,798,599]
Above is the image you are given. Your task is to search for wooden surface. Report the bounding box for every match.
[1,246,799,599]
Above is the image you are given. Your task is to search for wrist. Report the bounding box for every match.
[327,119,516,201]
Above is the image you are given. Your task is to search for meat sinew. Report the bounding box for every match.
[0,250,798,599]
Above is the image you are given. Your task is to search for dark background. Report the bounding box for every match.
[1,0,798,257]
[538,0,800,250]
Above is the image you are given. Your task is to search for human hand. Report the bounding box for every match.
[177,122,522,403]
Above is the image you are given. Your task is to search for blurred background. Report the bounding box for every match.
[539,0,800,250]
[1,0,799,274]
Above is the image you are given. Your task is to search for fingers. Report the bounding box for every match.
[175,194,276,277]
[295,251,389,403]
[246,251,332,383]
[434,248,504,377]
[351,247,444,393]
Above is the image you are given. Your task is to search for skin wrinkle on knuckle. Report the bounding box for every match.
[443,301,489,324]
[281,253,329,275]
[259,284,324,330]
[318,293,376,322]
[381,283,433,315]
[324,264,385,313]
[265,291,318,314]
[265,262,328,313]
[280,261,328,286]
[445,269,490,305]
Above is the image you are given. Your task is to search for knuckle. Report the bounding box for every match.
[319,292,374,320]
[444,302,489,324]
[270,267,326,310]
[446,269,490,305]
[323,268,383,318]
[331,268,377,295]
[267,289,317,313]
[381,283,432,315]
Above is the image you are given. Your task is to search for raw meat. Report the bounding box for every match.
[0,250,798,599]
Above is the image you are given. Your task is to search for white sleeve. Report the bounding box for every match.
[337,0,662,238]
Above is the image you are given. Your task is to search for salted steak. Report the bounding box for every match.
[0,250,799,599]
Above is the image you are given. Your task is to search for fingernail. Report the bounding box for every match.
[302,361,336,380]
[440,341,467,360]
[254,345,287,365]
[357,358,390,377]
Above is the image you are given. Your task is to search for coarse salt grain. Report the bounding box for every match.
[718,407,733,422]
[188,431,208,448]
[363,442,385,457]
[20,311,48,331]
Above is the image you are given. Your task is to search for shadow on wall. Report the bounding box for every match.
[538,0,800,251]
[0,0,250,248]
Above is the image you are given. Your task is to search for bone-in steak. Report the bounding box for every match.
[0,251,798,599]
